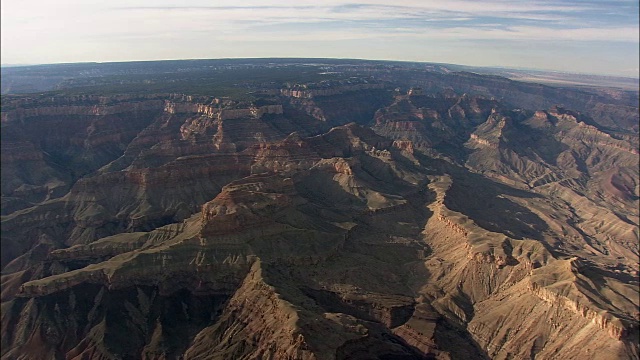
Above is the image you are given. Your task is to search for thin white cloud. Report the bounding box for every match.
[111,2,582,23]
[202,24,640,44]
[94,1,636,42]
[114,0,590,14]
[399,26,640,43]
[1,0,638,77]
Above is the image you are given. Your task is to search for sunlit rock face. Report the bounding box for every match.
[1,67,638,360]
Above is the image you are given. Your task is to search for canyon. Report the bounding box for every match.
[1,60,638,360]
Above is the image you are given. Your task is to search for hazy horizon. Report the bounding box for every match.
[3,57,640,81]
[2,1,638,78]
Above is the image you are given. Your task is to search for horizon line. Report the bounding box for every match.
[2,57,639,80]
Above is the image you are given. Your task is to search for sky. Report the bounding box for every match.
[1,0,638,77]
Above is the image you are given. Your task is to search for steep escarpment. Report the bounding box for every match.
[462,106,639,267]
[2,284,231,360]
[281,82,394,128]
[373,92,499,159]
[382,69,639,134]
[1,94,321,268]
[2,124,436,359]
[420,175,638,359]
[1,97,165,216]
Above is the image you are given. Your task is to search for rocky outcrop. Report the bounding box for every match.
[391,303,443,357]
[392,139,415,154]
[526,258,634,340]
[249,133,321,174]
[337,292,415,328]
[183,260,318,360]
[165,101,283,120]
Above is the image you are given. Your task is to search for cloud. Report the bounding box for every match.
[113,2,580,23]
[100,0,638,43]
[205,24,640,44]
[1,0,638,76]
